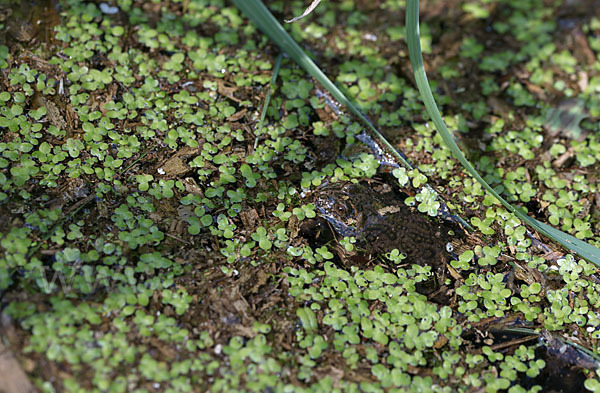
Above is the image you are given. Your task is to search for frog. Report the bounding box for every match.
[5,14,36,42]
[315,182,459,268]
[0,6,12,23]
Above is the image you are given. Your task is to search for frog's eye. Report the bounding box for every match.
[335,204,347,215]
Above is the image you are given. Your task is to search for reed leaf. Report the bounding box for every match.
[231,0,411,169]
[405,0,600,265]
[234,0,600,266]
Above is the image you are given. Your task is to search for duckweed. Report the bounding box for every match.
[1,0,600,391]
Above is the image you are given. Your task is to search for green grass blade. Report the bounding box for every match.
[232,0,412,169]
[233,0,599,263]
[254,52,282,149]
[405,0,600,265]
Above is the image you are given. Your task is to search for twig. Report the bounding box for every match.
[489,335,539,352]
[285,0,323,23]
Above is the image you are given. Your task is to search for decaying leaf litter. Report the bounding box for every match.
[1,0,600,392]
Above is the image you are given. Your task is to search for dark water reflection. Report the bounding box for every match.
[0,0,61,46]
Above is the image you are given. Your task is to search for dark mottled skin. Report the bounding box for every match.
[315,182,455,266]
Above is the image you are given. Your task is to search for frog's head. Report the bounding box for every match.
[314,183,363,238]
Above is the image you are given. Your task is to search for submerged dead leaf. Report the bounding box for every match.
[44,99,68,131]
[156,147,201,177]
[227,108,247,121]
[216,80,242,103]
[240,208,259,232]
[545,98,590,141]
[160,156,188,177]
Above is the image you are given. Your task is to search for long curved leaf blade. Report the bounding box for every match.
[231,0,412,169]
[405,0,600,265]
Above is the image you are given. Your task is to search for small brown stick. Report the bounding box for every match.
[489,335,539,352]
[166,233,191,245]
